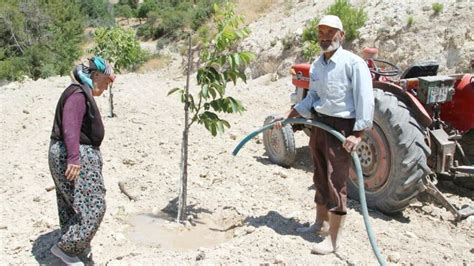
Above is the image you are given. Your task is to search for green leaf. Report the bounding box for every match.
[239,51,255,64]
[168,87,182,96]
[210,100,221,111]
[238,71,247,83]
[209,87,217,99]
[210,123,217,136]
[202,84,209,98]
[232,53,241,66]
[221,120,231,129]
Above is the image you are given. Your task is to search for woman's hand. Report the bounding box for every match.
[65,164,81,181]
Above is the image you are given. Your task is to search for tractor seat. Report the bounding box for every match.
[400,61,439,79]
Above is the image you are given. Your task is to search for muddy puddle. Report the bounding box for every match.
[126,211,236,251]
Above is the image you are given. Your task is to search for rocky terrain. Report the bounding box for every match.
[1,0,473,265]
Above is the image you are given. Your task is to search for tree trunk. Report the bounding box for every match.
[177,35,193,222]
[108,85,115,118]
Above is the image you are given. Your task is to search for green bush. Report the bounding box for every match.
[407,15,414,27]
[90,27,147,73]
[114,4,136,19]
[0,0,85,81]
[326,0,367,42]
[302,41,321,61]
[136,0,223,40]
[0,57,25,81]
[119,0,139,9]
[432,3,444,15]
[137,0,158,19]
[301,18,319,61]
[78,0,115,27]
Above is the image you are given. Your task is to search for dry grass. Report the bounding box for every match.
[137,55,172,73]
[234,0,277,24]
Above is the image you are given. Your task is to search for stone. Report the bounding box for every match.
[274,255,284,264]
[421,205,432,213]
[244,226,256,234]
[192,248,204,261]
[387,252,401,263]
[404,231,418,239]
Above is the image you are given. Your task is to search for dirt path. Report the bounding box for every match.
[0,63,473,264]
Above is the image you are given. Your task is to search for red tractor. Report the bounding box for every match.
[263,48,474,220]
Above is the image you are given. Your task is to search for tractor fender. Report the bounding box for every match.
[373,81,433,127]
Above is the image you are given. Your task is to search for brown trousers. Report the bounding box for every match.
[309,114,355,215]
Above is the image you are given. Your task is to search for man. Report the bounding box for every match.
[275,15,374,254]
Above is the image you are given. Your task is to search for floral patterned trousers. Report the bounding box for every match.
[48,140,106,255]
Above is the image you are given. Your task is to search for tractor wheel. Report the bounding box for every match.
[263,115,296,167]
[347,89,431,213]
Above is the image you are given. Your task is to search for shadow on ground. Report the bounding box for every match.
[244,210,324,243]
[31,229,64,265]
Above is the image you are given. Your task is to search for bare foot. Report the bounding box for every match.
[296,221,329,234]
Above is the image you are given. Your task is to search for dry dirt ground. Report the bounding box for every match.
[0,56,473,265]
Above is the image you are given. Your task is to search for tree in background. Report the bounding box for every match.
[90,27,147,73]
[168,3,255,222]
[0,0,84,81]
[90,27,147,117]
[77,0,115,27]
[114,4,136,24]
[136,0,223,40]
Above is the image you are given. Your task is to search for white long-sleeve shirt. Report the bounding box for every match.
[294,47,374,131]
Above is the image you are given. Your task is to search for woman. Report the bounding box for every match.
[48,56,115,265]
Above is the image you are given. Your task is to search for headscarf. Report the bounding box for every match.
[71,56,115,89]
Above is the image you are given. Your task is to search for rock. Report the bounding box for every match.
[271,73,279,82]
[410,201,423,208]
[404,231,418,239]
[233,227,248,238]
[422,205,432,213]
[273,171,288,179]
[196,250,206,261]
[244,226,256,234]
[22,110,29,114]
[274,255,284,264]
[465,215,474,224]
[422,6,431,11]
[122,159,136,166]
[387,252,401,263]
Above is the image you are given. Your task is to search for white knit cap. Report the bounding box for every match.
[318,15,344,31]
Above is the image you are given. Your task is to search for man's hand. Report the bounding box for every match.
[65,164,81,181]
[272,108,301,130]
[272,116,285,130]
[342,135,362,153]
